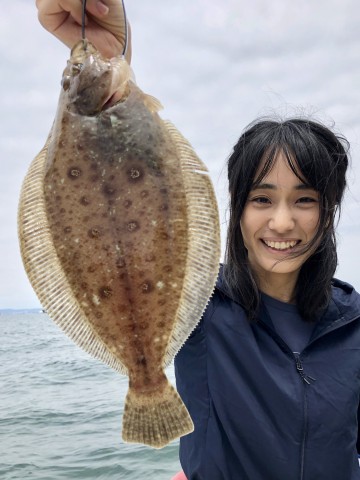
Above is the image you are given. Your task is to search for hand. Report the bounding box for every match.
[36,0,131,60]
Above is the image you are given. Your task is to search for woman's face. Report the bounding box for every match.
[240,151,320,288]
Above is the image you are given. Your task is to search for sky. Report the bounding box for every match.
[1,0,360,309]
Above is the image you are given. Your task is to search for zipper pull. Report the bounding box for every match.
[295,355,316,385]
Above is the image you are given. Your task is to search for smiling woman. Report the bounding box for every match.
[175,117,360,480]
[224,118,349,320]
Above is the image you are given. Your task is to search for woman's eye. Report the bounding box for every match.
[297,197,317,204]
[251,196,271,204]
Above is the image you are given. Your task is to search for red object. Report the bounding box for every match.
[170,472,187,480]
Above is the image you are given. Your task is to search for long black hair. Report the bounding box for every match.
[223,118,349,321]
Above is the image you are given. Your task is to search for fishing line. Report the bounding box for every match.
[81,0,128,57]
[121,0,128,57]
[82,0,87,49]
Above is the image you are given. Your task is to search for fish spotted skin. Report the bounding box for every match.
[18,40,220,448]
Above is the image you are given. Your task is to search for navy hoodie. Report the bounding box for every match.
[175,273,360,480]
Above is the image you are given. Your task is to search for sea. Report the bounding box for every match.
[0,311,182,480]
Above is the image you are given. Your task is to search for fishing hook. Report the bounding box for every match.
[81,0,128,57]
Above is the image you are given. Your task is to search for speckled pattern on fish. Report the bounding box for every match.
[18,40,220,449]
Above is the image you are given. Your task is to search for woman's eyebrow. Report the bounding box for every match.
[251,182,314,191]
[251,183,275,190]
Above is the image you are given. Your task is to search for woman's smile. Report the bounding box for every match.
[260,238,301,253]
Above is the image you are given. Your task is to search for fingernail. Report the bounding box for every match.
[96,1,109,15]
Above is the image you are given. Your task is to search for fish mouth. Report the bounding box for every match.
[102,92,119,110]
[100,56,132,111]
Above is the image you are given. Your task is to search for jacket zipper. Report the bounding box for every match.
[258,319,316,480]
[294,354,316,385]
[300,382,307,480]
[293,353,315,480]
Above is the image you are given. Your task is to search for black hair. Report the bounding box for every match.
[223,117,349,321]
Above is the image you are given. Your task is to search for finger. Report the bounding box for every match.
[84,0,109,17]
[37,0,83,32]
[58,0,83,26]
[93,2,126,41]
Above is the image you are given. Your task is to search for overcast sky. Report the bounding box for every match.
[1,0,360,309]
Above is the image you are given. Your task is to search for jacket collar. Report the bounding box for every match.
[215,265,360,331]
[311,278,360,339]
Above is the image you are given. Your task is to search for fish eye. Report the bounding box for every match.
[71,63,83,75]
[61,75,71,91]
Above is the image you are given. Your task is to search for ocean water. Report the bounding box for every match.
[0,312,182,480]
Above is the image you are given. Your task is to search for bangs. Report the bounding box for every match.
[251,125,334,197]
[252,144,309,190]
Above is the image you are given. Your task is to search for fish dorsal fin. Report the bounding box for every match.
[162,120,221,367]
[143,93,163,113]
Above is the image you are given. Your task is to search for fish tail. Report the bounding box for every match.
[122,380,194,449]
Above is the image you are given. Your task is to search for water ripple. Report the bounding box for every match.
[0,313,181,480]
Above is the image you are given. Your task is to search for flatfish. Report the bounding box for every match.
[18,40,220,448]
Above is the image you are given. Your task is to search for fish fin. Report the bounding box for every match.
[18,139,128,376]
[161,120,221,367]
[142,93,163,113]
[122,380,193,449]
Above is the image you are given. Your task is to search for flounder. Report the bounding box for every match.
[18,40,220,448]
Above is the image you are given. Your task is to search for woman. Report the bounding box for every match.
[174,119,360,480]
[36,1,360,479]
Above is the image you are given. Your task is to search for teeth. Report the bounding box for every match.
[264,240,298,250]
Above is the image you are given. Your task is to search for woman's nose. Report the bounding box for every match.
[268,204,295,233]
